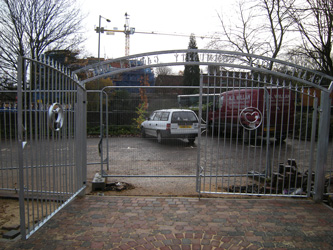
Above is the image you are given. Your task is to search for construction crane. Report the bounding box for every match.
[96,13,135,56]
[124,12,135,56]
[96,12,212,57]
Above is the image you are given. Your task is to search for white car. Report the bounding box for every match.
[141,109,199,144]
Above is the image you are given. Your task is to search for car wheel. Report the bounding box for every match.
[157,131,163,143]
[188,138,195,145]
[242,129,253,144]
[276,135,286,143]
[141,127,146,138]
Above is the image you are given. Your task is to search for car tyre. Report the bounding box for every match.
[157,131,163,144]
[188,138,195,145]
[276,135,286,143]
[242,129,254,144]
[141,127,146,138]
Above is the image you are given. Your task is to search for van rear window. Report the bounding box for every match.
[171,111,198,122]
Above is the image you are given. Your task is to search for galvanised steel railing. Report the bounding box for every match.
[15,56,86,239]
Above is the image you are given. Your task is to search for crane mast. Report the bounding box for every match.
[124,13,135,57]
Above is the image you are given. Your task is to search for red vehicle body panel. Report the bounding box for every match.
[208,88,295,138]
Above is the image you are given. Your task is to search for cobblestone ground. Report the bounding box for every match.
[2,196,333,249]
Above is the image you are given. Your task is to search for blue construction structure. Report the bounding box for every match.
[111,60,155,93]
[43,51,155,93]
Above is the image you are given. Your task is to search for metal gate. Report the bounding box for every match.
[76,49,332,200]
[15,56,87,239]
[98,86,199,178]
[197,71,332,199]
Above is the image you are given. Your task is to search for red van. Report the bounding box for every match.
[208,88,295,141]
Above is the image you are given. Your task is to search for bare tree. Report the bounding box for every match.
[0,0,85,88]
[260,0,295,69]
[212,0,294,69]
[154,66,174,76]
[288,0,333,76]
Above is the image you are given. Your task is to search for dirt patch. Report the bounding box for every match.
[0,198,20,238]
[104,182,135,191]
[87,176,199,197]
[0,197,62,240]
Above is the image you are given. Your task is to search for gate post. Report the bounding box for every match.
[196,74,203,194]
[314,90,331,202]
[76,87,87,196]
[17,56,27,239]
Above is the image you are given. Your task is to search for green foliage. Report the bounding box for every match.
[109,125,139,136]
[87,125,139,136]
[132,102,148,129]
[183,34,200,95]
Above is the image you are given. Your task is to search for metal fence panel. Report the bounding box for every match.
[16,56,86,239]
[87,75,331,200]
[327,122,333,198]
[0,90,19,192]
[79,49,333,201]
[95,87,199,178]
[197,72,323,197]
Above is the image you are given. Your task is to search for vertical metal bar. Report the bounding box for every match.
[68,80,72,194]
[0,103,3,189]
[204,73,211,193]
[51,59,56,210]
[314,91,331,202]
[82,88,87,191]
[196,74,203,194]
[38,59,44,223]
[63,72,68,197]
[81,86,87,193]
[264,87,271,177]
[2,102,7,189]
[17,56,26,240]
[296,87,305,192]
[28,60,35,233]
[34,60,40,227]
[46,59,51,216]
[8,103,13,190]
[75,86,87,195]
[222,73,230,192]
[100,90,104,174]
[106,90,110,171]
[308,96,318,197]
[202,75,211,193]
[210,70,217,192]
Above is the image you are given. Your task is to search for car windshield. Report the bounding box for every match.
[171,111,198,122]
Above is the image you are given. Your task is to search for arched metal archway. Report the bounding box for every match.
[75,49,332,91]
[75,50,333,201]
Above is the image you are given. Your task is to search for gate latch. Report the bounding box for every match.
[48,103,64,131]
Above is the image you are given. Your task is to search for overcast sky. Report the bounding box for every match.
[79,0,233,60]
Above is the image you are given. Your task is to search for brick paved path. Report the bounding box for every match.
[3,196,333,249]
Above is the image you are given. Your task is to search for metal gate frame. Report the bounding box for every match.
[16,56,87,239]
[98,85,199,178]
[196,72,332,201]
[75,49,333,201]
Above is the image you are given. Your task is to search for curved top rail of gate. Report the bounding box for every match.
[73,49,333,92]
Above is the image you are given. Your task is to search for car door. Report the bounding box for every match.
[151,111,163,137]
[144,112,156,136]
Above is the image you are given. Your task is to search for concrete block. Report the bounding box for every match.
[3,230,20,239]
[92,173,105,191]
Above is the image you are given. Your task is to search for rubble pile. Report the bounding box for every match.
[270,159,314,195]
[228,159,324,196]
